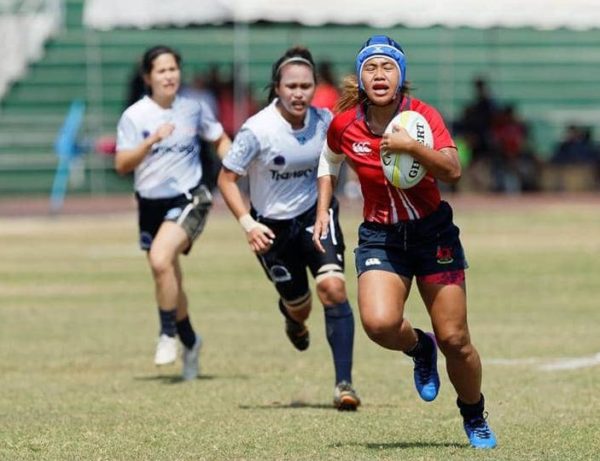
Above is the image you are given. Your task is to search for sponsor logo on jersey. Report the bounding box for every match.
[273,155,286,166]
[365,257,381,266]
[270,168,314,181]
[352,141,372,154]
[151,143,196,157]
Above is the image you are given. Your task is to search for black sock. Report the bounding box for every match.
[176,316,197,349]
[457,394,485,420]
[158,308,177,337]
[404,328,434,358]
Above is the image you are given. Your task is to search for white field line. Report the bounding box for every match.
[486,353,600,371]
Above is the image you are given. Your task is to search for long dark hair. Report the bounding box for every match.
[267,46,317,102]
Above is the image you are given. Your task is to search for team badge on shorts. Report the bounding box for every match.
[436,246,454,264]
[165,207,183,220]
[140,231,153,250]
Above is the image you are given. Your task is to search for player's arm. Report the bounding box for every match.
[385,129,461,184]
[211,132,232,160]
[217,166,275,255]
[115,123,174,174]
[313,142,345,253]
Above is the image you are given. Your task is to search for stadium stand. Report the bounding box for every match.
[1,0,600,195]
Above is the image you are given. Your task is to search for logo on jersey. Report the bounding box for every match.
[436,246,454,264]
[352,141,372,154]
[365,257,381,266]
[273,155,286,166]
[151,143,196,157]
[270,168,314,181]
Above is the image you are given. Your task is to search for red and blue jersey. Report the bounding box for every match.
[327,97,455,224]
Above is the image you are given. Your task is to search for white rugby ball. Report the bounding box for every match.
[380,110,433,189]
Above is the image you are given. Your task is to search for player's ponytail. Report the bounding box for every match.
[335,75,364,113]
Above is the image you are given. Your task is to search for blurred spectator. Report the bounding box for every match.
[490,104,542,193]
[548,124,599,191]
[455,78,545,193]
[313,60,340,112]
[181,71,219,119]
[180,68,225,192]
[215,69,259,138]
[551,125,597,165]
[456,77,497,163]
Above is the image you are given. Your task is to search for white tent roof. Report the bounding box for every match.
[83,0,600,31]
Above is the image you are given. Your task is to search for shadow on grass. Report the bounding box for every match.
[134,373,250,384]
[239,401,334,410]
[335,441,465,450]
[239,401,399,410]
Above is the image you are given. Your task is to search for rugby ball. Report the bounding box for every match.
[380,110,433,189]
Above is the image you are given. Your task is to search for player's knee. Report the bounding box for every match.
[436,330,471,358]
[315,264,346,304]
[362,314,402,345]
[148,251,174,277]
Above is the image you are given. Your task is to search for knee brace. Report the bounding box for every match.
[282,291,312,312]
[315,263,345,284]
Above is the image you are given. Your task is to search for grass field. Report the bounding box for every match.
[1,196,599,460]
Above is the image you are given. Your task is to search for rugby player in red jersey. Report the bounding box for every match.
[313,35,497,449]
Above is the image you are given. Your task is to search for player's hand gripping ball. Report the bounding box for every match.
[380,110,432,189]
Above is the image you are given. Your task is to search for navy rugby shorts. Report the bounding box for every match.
[355,201,467,284]
[254,197,346,301]
[136,184,212,253]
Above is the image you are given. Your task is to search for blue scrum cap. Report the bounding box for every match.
[355,35,406,91]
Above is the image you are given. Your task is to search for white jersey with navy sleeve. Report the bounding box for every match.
[117,93,224,199]
[222,99,332,220]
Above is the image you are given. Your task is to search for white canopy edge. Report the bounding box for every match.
[83,0,600,31]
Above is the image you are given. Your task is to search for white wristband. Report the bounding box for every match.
[238,214,259,232]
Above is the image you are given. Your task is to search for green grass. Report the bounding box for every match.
[1,198,599,460]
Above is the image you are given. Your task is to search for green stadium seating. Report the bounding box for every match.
[2,0,600,195]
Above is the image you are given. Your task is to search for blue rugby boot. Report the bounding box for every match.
[412,331,440,402]
[463,414,497,449]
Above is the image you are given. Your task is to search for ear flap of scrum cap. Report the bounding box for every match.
[355,35,406,91]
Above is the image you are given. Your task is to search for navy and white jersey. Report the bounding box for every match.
[117,93,224,199]
[222,99,332,220]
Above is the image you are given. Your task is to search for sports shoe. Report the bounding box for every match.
[412,332,440,402]
[278,301,309,351]
[463,414,497,449]
[154,334,177,366]
[182,334,203,381]
[333,381,361,411]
